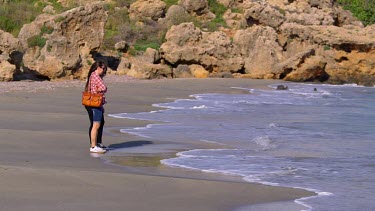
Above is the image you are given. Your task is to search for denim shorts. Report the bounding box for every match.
[92,107,104,122]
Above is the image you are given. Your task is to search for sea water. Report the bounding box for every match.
[109,83,375,211]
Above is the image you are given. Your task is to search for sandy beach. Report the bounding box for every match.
[0,78,314,211]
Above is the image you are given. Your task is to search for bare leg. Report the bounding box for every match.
[85,106,94,145]
[97,114,105,144]
[90,122,101,148]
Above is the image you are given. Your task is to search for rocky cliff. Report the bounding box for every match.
[0,1,107,81]
[0,0,374,86]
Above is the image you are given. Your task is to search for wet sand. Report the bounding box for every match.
[0,78,314,211]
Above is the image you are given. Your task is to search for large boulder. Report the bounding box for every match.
[173,64,193,78]
[0,30,20,54]
[233,26,283,78]
[126,62,172,79]
[116,53,171,79]
[160,5,189,26]
[0,57,16,81]
[243,2,285,28]
[189,64,209,78]
[18,2,107,80]
[283,56,329,82]
[0,30,20,81]
[129,0,167,21]
[160,22,244,76]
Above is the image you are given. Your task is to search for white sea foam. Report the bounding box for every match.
[199,139,228,146]
[268,123,278,128]
[119,129,151,138]
[230,86,254,93]
[252,136,276,151]
[294,189,334,211]
[191,105,209,109]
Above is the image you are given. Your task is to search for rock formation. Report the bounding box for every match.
[160,22,244,77]
[17,2,107,80]
[157,0,375,85]
[0,30,20,81]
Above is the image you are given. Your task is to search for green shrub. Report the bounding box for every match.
[169,12,198,26]
[128,47,138,56]
[207,0,227,31]
[41,25,54,34]
[0,16,18,35]
[231,7,243,14]
[47,44,52,52]
[55,16,65,23]
[103,0,169,51]
[133,40,161,52]
[111,0,136,7]
[337,0,375,26]
[27,35,46,48]
[324,45,331,51]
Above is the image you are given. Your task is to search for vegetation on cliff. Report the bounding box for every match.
[337,0,375,26]
[104,0,227,53]
[0,0,75,36]
[104,0,167,53]
[1,0,374,41]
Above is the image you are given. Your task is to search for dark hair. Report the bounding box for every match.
[85,61,107,91]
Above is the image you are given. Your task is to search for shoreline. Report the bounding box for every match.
[0,78,315,211]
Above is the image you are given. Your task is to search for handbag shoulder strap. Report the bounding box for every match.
[85,75,92,93]
[89,76,92,93]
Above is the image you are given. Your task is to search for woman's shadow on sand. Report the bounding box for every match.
[108,140,153,149]
[90,141,153,158]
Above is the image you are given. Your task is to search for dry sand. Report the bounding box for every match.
[0,78,314,211]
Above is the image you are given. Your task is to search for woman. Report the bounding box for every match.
[84,61,108,154]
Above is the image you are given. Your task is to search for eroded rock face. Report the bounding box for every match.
[19,2,107,80]
[129,0,167,21]
[278,23,375,85]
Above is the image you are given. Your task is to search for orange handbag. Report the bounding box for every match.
[82,91,103,107]
[82,78,103,107]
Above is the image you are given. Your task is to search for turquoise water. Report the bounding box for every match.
[110,83,375,210]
